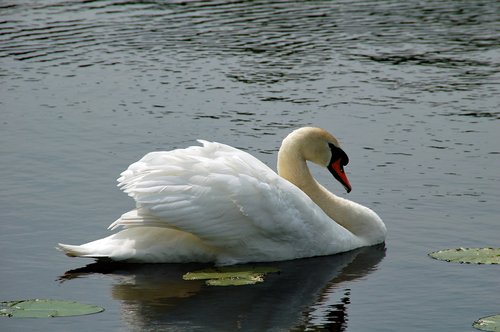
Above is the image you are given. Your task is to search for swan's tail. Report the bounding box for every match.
[57,243,107,258]
[57,229,144,260]
[57,227,217,263]
[57,210,171,260]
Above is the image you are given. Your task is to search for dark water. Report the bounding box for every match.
[1,0,499,331]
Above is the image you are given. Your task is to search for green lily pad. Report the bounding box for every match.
[183,266,279,286]
[429,248,500,264]
[473,314,500,331]
[0,299,104,318]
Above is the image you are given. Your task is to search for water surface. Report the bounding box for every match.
[1,0,499,331]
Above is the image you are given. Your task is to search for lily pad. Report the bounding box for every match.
[429,248,500,264]
[473,314,500,331]
[183,266,279,286]
[0,299,104,318]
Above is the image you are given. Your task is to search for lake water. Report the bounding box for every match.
[0,0,499,331]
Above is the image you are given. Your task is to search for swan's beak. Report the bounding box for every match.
[328,159,352,193]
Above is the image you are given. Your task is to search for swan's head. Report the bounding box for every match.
[279,127,352,193]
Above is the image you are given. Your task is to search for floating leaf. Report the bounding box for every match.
[0,299,104,318]
[429,248,500,264]
[473,314,500,331]
[183,266,279,286]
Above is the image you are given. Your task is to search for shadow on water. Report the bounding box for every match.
[59,245,385,331]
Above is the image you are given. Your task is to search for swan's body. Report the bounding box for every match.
[58,127,386,265]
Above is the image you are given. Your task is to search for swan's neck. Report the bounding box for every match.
[277,146,346,223]
[277,140,386,243]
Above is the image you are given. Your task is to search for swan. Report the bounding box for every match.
[58,127,386,265]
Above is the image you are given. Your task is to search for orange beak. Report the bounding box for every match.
[329,159,352,193]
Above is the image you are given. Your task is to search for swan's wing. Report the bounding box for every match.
[113,141,281,242]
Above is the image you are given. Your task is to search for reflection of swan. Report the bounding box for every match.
[60,245,386,331]
[59,127,386,264]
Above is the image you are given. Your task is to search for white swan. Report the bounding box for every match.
[58,127,386,265]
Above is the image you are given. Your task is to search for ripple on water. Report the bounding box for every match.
[1,1,497,128]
